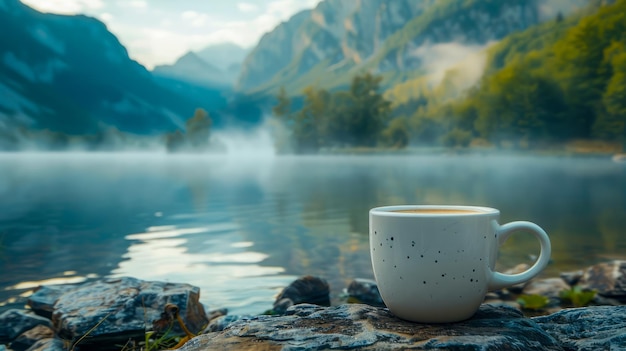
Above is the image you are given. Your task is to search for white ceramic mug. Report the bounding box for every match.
[369,205,551,323]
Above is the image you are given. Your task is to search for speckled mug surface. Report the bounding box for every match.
[369,205,551,323]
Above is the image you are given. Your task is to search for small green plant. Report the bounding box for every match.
[517,294,550,310]
[559,286,596,307]
[143,327,179,351]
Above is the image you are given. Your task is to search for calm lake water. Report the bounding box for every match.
[0,152,625,315]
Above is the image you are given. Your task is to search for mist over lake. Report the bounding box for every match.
[1,152,624,315]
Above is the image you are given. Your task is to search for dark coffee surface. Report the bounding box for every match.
[393,209,483,215]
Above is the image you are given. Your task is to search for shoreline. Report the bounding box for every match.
[1,260,625,350]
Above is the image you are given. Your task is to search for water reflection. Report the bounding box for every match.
[0,153,624,314]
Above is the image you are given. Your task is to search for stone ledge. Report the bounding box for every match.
[180,304,626,351]
[1,263,625,351]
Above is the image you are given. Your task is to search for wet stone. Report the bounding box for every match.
[560,270,584,286]
[0,309,52,345]
[207,308,228,322]
[179,303,562,351]
[346,278,385,307]
[272,276,330,314]
[503,263,531,293]
[523,278,571,299]
[577,260,626,301]
[533,306,626,350]
[29,277,209,351]
[27,285,76,320]
[9,325,55,351]
[205,314,252,333]
[22,338,65,351]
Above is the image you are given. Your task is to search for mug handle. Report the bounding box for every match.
[488,221,552,291]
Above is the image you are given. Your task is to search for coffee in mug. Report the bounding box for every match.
[369,205,551,323]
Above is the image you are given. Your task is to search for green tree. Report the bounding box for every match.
[274,73,394,153]
[345,72,392,147]
[381,117,410,148]
[165,130,185,152]
[165,108,213,153]
[472,60,567,146]
[441,128,472,147]
[552,0,626,138]
[186,108,212,149]
[292,87,330,153]
[272,87,292,120]
[323,91,353,147]
[596,49,626,142]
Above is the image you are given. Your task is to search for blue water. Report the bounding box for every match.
[0,152,624,315]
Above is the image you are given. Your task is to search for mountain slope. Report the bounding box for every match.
[236,0,589,95]
[195,42,248,72]
[0,0,211,135]
[387,0,625,147]
[153,52,228,87]
[153,43,249,88]
[459,0,626,142]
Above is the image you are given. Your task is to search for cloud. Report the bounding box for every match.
[21,0,324,69]
[237,2,259,13]
[20,0,104,14]
[127,0,147,9]
[110,25,223,69]
[266,0,317,20]
[99,12,113,22]
[212,0,321,47]
[181,10,211,28]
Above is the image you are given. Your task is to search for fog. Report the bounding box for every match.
[1,153,624,314]
[0,118,280,156]
[211,119,277,158]
[412,41,494,88]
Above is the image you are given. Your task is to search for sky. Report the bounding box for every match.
[19,0,322,69]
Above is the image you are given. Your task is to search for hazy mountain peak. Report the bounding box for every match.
[195,42,249,72]
[152,42,250,88]
[177,51,220,70]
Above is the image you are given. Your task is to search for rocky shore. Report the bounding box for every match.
[1,260,625,351]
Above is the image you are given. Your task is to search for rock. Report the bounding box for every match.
[207,308,227,322]
[272,276,330,314]
[522,278,571,299]
[0,310,52,344]
[24,338,65,351]
[179,303,562,351]
[346,278,385,307]
[10,325,54,351]
[483,292,522,310]
[27,285,76,320]
[205,315,254,333]
[577,260,626,301]
[29,277,208,351]
[503,263,531,293]
[533,306,626,350]
[560,270,584,286]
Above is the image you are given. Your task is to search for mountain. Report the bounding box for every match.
[153,43,249,87]
[152,52,228,87]
[196,42,249,73]
[0,0,219,137]
[236,0,589,95]
[379,0,625,147]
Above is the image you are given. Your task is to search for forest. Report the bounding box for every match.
[276,0,626,152]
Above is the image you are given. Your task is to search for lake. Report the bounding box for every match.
[0,152,625,315]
